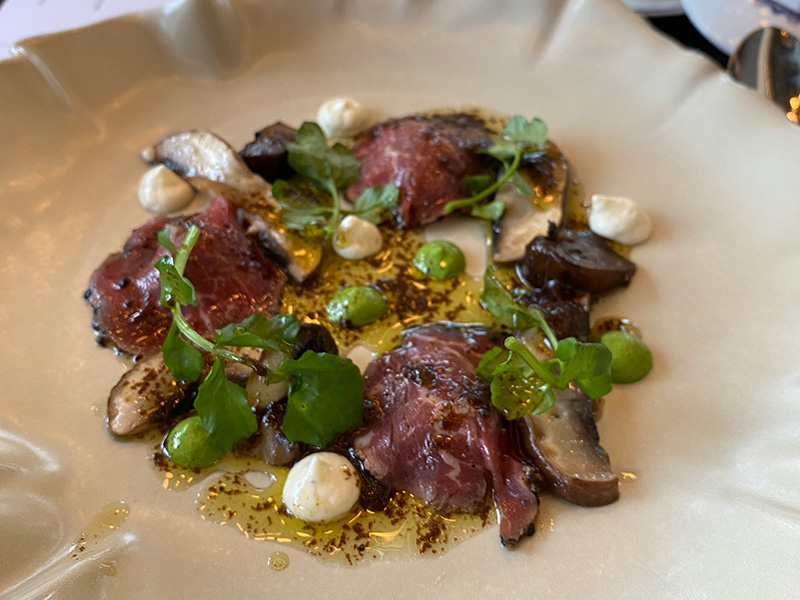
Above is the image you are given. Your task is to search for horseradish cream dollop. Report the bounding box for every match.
[282,452,360,522]
[138,165,195,214]
[588,194,652,245]
[316,97,371,138]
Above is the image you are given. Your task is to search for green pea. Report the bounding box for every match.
[325,286,386,327]
[412,240,466,280]
[601,330,653,384]
[165,416,224,468]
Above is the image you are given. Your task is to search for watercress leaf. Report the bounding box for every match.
[509,170,535,196]
[463,174,494,196]
[351,183,399,224]
[287,122,335,191]
[554,338,612,397]
[154,255,196,307]
[480,141,517,162]
[276,190,334,232]
[279,351,363,448]
[215,313,300,353]
[157,227,176,254]
[162,321,205,382]
[470,200,505,221]
[489,362,555,420]
[503,116,547,148]
[481,268,536,329]
[287,123,360,195]
[194,357,258,452]
[327,142,361,191]
[476,346,509,381]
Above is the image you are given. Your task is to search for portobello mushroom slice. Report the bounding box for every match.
[519,280,591,341]
[234,404,302,467]
[141,130,322,282]
[519,385,619,507]
[107,353,197,436]
[517,225,635,296]
[493,140,568,263]
[239,122,296,181]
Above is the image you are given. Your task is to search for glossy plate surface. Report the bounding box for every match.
[1,0,799,598]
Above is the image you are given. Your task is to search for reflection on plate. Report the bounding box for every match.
[1,0,799,598]
[622,0,683,17]
[684,0,800,53]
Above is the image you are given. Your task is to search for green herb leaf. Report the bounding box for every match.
[480,268,546,332]
[193,358,257,451]
[279,351,363,448]
[502,115,548,147]
[287,122,360,195]
[480,141,517,162]
[509,170,535,196]
[154,255,196,307]
[194,357,258,452]
[351,183,399,224]
[463,174,494,196]
[489,361,556,419]
[476,346,509,381]
[444,115,547,217]
[162,321,205,382]
[215,313,300,353]
[470,200,505,221]
[554,337,613,398]
[157,227,176,254]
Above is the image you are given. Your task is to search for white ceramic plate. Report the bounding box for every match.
[1,0,799,598]
[683,0,800,54]
[622,0,683,17]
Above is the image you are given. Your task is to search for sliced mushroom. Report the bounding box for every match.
[246,349,290,410]
[292,322,339,357]
[519,280,591,341]
[518,385,619,507]
[142,130,322,282]
[107,353,197,436]
[493,140,569,263]
[517,225,636,296]
[239,121,296,181]
[234,404,302,466]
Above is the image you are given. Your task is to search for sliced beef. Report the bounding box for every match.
[86,197,286,356]
[239,121,296,181]
[518,386,619,507]
[354,323,539,546]
[346,114,495,228]
[517,224,636,296]
[520,280,591,341]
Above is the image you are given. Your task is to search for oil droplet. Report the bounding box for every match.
[70,501,130,559]
[268,551,290,571]
[99,561,117,577]
[621,472,638,481]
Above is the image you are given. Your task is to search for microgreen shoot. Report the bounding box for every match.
[275,180,399,236]
[444,115,547,220]
[478,267,612,419]
[154,224,363,452]
[277,122,399,237]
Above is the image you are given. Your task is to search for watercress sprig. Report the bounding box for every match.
[444,115,548,221]
[155,224,363,451]
[275,180,399,236]
[478,268,612,419]
[276,122,399,236]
